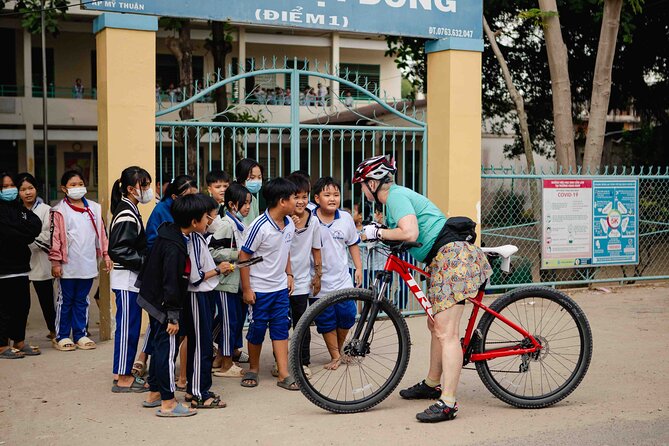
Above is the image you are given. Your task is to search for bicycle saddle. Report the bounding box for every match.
[481,245,518,273]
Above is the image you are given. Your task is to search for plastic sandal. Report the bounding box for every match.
[240,371,258,388]
[76,336,96,350]
[0,348,25,359]
[190,395,227,409]
[155,403,197,418]
[214,364,245,378]
[132,360,147,378]
[142,399,161,408]
[17,344,41,356]
[112,376,149,393]
[52,338,76,351]
[233,351,249,363]
[277,375,299,391]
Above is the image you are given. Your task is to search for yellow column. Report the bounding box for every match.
[95,14,157,340]
[426,41,483,228]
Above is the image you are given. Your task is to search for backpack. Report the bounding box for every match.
[424,216,477,265]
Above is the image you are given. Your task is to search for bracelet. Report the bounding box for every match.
[286,273,294,278]
[214,267,222,276]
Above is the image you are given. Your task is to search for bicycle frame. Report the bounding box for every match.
[380,253,542,362]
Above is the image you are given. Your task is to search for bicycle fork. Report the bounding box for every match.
[345,272,392,357]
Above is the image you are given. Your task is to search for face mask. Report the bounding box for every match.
[206,215,223,234]
[134,188,154,205]
[236,211,244,220]
[67,186,87,200]
[245,180,262,194]
[0,187,18,201]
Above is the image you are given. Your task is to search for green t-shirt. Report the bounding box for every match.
[385,184,446,262]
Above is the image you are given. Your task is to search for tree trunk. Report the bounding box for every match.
[538,0,577,172]
[582,0,623,172]
[483,17,540,218]
[208,21,235,173]
[166,21,197,178]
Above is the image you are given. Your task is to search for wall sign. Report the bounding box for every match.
[591,179,638,266]
[85,0,483,41]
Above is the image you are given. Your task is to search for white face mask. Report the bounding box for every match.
[67,186,87,200]
[134,188,154,204]
[206,215,223,234]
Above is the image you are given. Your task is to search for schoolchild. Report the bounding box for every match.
[209,183,252,377]
[0,172,42,359]
[312,176,363,370]
[234,158,263,225]
[108,166,153,392]
[286,173,322,377]
[138,174,197,382]
[238,178,298,390]
[17,172,56,340]
[183,194,229,409]
[206,170,231,206]
[49,170,112,351]
[137,194,207,417]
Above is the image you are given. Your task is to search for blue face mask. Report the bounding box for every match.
[0,187,18,202]
[245,180,262,194]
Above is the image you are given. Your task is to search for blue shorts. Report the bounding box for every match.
[246,289,290,345]
[309,298,357,334]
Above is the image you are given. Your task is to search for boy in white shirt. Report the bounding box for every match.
[312,177,363,370]
[286,173,322,376]
[239,178,298,390]
[184,194,230,409]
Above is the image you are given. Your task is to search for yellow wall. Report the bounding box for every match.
[427,50,482,225]
[96,26,156,340]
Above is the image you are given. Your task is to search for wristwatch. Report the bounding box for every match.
[215,267,222,276]
[167,318,179,325]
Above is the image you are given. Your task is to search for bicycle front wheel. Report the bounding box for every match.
[475,286,593,408]
[289,288,410,413]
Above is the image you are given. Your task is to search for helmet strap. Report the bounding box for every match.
[366,178,388,206]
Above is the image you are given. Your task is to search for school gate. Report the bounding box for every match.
[90,7,484,339]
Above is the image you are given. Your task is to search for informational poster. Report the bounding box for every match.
[541,179,593,269]
[591,180,639,265]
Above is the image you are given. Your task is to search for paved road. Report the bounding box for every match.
[2,284,668,445]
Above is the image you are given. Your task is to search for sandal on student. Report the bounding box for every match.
[76,336,96,350]
[214,364,245,378]
[112,376,149,393]
[132,360,147,378]
[271,363,279,378]
[52,338,76,351]
[17,344,41,356]
[233,351,249,363]
[0,348,25,359]
[276,375,299,391]
[240,371,258,388]
[174,383,187,392]
[190,395,226,409]
[142,399,161,408]
[155,403,197,418]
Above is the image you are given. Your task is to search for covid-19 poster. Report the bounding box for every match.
[541,178,638,269]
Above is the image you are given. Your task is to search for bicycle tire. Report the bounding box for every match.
[289,288,411,413]
[475,286,593,408]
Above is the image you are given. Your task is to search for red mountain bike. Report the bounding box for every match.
[289,241,593,413]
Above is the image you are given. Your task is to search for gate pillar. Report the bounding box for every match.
[426,38,484,228]
[94,13,158,340]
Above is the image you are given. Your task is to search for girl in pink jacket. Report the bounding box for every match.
[49,170,111,351]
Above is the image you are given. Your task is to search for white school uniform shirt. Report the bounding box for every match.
[242,210,295,293]
[223,211,247,248]
[61,202,99,279]
[290,212,322,296]
[110,197,142,292]
[313,209,360,298]
[29,201,53,281]
[187,232,219,292]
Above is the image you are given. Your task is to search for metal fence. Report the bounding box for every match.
[481,165,669,291]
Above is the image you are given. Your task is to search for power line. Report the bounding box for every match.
[0,0,100,17]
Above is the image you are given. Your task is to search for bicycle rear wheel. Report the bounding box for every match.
[475,286,593,408]
[289,288,410,413]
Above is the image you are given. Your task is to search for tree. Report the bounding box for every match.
[1,0,69,36]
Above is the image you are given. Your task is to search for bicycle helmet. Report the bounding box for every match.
[352,155,397,184]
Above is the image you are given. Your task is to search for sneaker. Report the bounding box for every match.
[399,380,442,400]
[416,400,458,423]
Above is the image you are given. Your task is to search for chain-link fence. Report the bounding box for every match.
[481,166,669,291]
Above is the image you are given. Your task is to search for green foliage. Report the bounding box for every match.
[482,188,532,227]
[518,8,558,27]
[9,0,69,36]
[385,36,426,99]
[159,17,186,32]
[229,110,266,123]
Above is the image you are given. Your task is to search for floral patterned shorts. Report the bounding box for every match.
[427,241,493,315]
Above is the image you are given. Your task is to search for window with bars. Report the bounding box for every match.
[339,63,380,99]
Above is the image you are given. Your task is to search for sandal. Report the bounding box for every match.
[233,351,249,363]
[16,344,41,356]
[175,383,187,392]
[142,399,161,408]
[190,395,226,409]
[155,403,197,418]
[76,336,96,350]
[52,338,76,351]
[271,363,279,378]
[0,348,25,359]
[214,364,245,378]
[112,376,149,393]
[132,360,147,378]
[240,371,258,388]
[277,375,299,391]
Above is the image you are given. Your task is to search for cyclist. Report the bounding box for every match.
[353,154,492,423]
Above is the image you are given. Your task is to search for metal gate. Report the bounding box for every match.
[155,59,427,313]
